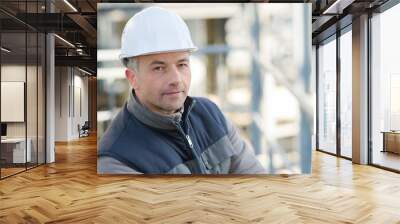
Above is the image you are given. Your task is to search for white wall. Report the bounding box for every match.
[1,65,33,138]
[72,73,89,138]
[1,66,26,133]
[1,63,46,164]
[55,67,68,141]
[55,67,89,141]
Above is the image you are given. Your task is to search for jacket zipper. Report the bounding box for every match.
[186,134,193,148]
[175,124,207,174]
[185,122,211,170]
[175,99,208,173]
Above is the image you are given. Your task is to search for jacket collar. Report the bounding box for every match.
[126,89,194,130]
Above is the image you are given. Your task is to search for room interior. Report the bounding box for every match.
[0,0,400,223]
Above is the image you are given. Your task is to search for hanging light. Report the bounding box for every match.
[54,34,75,48]
[1,47,11,53]
[63,0,78,12]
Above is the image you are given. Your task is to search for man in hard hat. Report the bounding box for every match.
[98,6,266,174]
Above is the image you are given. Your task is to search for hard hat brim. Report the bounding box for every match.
[119,47,198,60]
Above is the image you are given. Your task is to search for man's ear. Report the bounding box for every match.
[125,69,139,91]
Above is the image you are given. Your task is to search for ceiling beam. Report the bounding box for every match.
[67,13,97,45]
[322,0,356,14]
[55,55,96,72]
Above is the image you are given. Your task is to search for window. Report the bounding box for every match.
[371,2,400,171]
[317,36,337,154]
[339,29,352,158]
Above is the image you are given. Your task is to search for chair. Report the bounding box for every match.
[78,121,90,138]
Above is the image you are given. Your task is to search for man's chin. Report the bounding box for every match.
[158,95,186,113]
[159,101,184,113]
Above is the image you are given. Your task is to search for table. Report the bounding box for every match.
[1,138,31,163]
[381,131,400,154]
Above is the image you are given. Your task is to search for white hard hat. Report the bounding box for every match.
[119,7,197,59]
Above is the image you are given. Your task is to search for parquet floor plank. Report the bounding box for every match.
[0,134,399,223]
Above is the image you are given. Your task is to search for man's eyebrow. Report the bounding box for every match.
[149,58,189,66]
[150,60,166,66]
[177,58,189,63]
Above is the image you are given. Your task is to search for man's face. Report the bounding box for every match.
[125,51,191,115]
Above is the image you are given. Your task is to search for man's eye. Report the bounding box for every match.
[179,63,188,68]
[154,67,163,72]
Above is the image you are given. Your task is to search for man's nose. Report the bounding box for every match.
[168,65,183,86]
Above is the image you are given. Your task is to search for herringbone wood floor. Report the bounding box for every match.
[1,133,400,224]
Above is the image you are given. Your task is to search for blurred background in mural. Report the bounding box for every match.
[97,3,313,174]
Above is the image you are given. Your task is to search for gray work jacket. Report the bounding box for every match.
[98,90,266,174]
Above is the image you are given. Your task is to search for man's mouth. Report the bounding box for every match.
[163,91,183,95]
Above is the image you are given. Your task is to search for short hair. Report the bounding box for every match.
[122,57,139,72]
